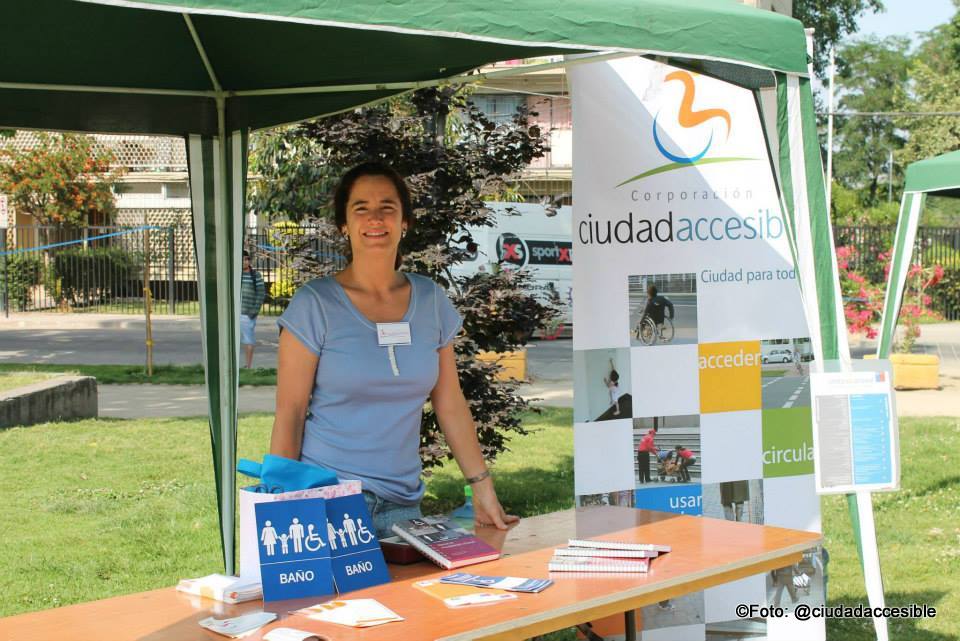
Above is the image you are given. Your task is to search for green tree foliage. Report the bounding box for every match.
[0,133,122,227]
[923,195,960,227]
[248,131,332,221]
[250,87,560,470]
[793,0,884,77]
[898,1,960,165]
[0,254,42,312]
[51,246,143,308]
[833,36,911,206]
[825,2,960,224]
[830,182,900,225]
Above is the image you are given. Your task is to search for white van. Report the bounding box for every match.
[449,202,573,327]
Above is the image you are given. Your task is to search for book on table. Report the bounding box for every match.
[553,547,659,559]
[547,556,651,573]
[390,515,500,569]
[567,538,671,553]
[548,538,671,573]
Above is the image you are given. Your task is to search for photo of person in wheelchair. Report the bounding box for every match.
[634,284,675,345]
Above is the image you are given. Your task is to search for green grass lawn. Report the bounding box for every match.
[0,371,65,393]
[819,417,960,641]
[0,363,276,386]
[0,408,572,618]
[0,411,957,641]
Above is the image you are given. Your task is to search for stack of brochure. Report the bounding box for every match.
[440,572,553,593]
[198,612,276,638]
[548,539,671,573]
[177,573,262,604]
[293,599,404,628]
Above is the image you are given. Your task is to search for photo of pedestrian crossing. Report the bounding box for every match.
[761,337,813,409]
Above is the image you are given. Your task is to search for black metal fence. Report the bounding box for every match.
[834,226,960,321]
[0,225,344,316]
[1,226,180,315]
[246,225,346,315]
[3,223,958,319]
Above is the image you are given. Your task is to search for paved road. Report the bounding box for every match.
[4,314,960,418]
[6,314,958,371]
[94,342,575,418]
[0,315,278,368]
[762,375,811,409]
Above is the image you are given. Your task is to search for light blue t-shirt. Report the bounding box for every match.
[277,273,463,505]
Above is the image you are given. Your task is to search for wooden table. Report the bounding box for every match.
[0,507,821,641]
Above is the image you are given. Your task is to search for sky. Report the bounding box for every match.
[851,0,956,45]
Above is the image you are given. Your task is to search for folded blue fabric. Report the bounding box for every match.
[237,454,338,492]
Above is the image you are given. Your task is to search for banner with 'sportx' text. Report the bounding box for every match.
[570,57,825,641]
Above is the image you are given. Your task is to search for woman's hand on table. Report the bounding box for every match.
[472,477,520,530]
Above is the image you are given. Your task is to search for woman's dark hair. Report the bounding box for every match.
[333,162,414,269]
[609,369,620,383]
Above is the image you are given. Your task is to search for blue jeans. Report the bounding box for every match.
[362,490,422,540]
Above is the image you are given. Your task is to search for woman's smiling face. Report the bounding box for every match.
[343,175,405,257]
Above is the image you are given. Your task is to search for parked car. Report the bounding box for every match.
[763,348,793,364]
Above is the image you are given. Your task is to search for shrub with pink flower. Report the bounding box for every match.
[837,245,942,351]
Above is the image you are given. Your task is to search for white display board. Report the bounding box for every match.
[570,57,825,641]
[810,367,900,494]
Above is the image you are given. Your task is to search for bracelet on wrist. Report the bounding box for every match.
[465,469,491,485]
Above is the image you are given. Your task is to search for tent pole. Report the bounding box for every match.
[0,80,214,97]
[215,95,239,575]
[232,51,635,97]
[877,193,924,357]
[0,53,633,101]
[183,14,224,92]
[826,47,835,213]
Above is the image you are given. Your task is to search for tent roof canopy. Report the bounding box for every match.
[904,149,960,198]
[2,0,810,135]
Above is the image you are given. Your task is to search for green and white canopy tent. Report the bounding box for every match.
[3,0,848,579]
[878,149,960,357]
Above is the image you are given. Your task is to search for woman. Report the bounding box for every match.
[674,445,696,483]
[270,162,518,539]
[603,358,623,417]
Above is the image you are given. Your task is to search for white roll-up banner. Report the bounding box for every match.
[570,57,825,641]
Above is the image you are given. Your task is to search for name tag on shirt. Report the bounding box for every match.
[377,322,412,346]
